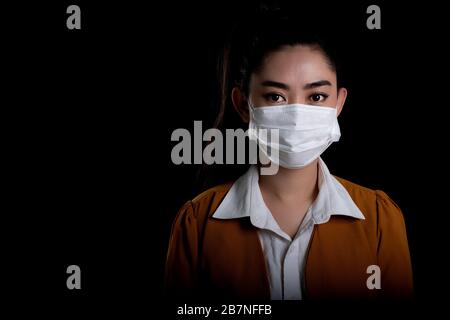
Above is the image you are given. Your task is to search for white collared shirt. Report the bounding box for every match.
[212,158,365,300]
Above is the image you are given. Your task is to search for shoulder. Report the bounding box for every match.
[173,183,234,225]
[334,176,377,200]
[334,176,405,224]
[191,183,234,211]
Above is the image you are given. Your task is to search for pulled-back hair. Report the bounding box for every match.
[215,3,341,129]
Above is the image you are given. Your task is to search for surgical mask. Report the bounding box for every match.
[248,103,341,169]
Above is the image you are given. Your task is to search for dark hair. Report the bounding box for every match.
[215,5,341,130]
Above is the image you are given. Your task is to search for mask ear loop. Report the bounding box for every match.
[247,96,256,136]
[246,97,275,171]
[328,105,341,140]
[246,97,257,126]
[247,97,255,113]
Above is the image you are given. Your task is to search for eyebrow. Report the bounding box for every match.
[303,80,332,89]
[261,79,332,91]
[261,80,290,90]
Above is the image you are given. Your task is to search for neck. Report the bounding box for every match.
[258,159,319,204]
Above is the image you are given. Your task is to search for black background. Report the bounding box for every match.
[4,0,449,316]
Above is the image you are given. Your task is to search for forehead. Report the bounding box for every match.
[254,45,336,84]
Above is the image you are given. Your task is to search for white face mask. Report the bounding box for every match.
[248,103,341,169]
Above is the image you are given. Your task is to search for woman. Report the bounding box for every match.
[164,10,413,300]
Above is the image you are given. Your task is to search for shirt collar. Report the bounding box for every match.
[212,158,365,224]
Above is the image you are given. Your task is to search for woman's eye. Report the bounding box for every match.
[310,93,328,103]
[264,93,285,103]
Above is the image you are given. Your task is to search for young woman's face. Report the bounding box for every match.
[247,45,346,110]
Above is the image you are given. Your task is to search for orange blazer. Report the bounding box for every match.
[164,177,413,300]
